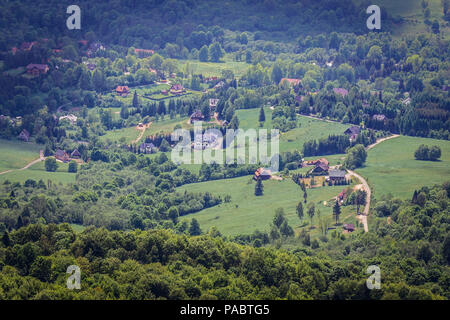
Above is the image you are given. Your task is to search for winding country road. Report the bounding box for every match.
[346,134,400,233]
[0,150,45,176]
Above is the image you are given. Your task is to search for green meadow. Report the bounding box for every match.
[178,176,357,237]
[236,109,351,153]
[0,160,76,184]
[0,139,41,172]
[178,55,251,78]
[357,136,450,199]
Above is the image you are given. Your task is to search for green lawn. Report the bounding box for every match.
[235,110,351,154]
[0,139,41,172]
[99,126,143,144]
[0,160,76,184]
[357,136,450,199]
[179,175,356,237]
[178,55,251,78]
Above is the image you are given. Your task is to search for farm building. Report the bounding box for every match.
[18,129,30,142]
[170,84,185,95]
[139,143,156,154]
[328,169,346,182]
[26,64,49,76]
[310,163,329,175]
[71,149,81,159]
[253,168,271,181]
[372,114,387,121]
[343,224,355,232]
[190,110,205,123]
[59,114,78,125]
[344,126,361,141]
[55,149,70,162]
[116,86,130,96]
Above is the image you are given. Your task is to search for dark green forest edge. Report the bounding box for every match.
[0,0,449,299]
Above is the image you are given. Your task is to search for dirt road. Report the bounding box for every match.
[0,150,45,175]
[366,134,400,150]
[347,169,370,232]
[132,123,152,145]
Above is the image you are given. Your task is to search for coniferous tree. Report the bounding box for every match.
[333,200,341,225]
[259,106,266,122]
[255,178,264,196]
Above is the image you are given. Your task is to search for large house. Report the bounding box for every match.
[328,169,346,182]
[344,126,361,141]
[116,86,130,96]
[253,168,271,181]
[26,64,49,76]
[279,78,301,87]
[18,129,30,142]
[190,110,205,123]
[209,99,219,108]
[59,114,78,125]
[310,163,329,175]
[170,84,185,95]
[55,149,70,162]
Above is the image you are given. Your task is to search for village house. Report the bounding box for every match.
[344,126,361,141]
[303,158,329,167]
[26,64,49,76]
[161,89,169,95]
[55,149,70,163]
[170,84,185,95]
[310,163,329,175]
[18,129,30,142]
[135,48,155,57]
[401,97,411,105]
[190,110,205,123]
[209,99,219,109]
[71,149,81,159]
[139,143,156,154]
[372,114,387,122]
[343,224,355,232]
[59,114,78,125]
[253,168,271,181]
[116,86,130,97]
[333,88,349,97]
[279,78,301,87]
[328,169,346,182]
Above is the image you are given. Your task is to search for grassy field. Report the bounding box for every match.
[179,176,357,237]
[357,135,450,199]
[178,55,251,78]
[99,126,143,144]
[0,160,76,184]
[355,0,449,38]
[0,139,41,172]
[235,109,351,153]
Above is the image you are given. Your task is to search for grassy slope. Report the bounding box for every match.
[0,139,41,172]
[178,54,251,78]
[179,176,356,237]
[0,160,76,184]
[357,136,450,199]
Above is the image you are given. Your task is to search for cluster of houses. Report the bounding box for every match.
[303,157,347,183]
[54,149,82,163]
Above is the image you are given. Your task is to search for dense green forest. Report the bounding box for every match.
[0,182,449,299]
